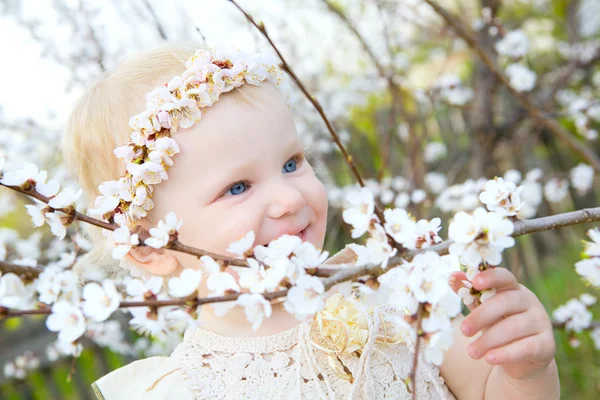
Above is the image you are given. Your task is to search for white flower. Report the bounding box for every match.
[575,257,600,287]
[495,30,529,58]
[436,76,473,106]
[145,227,169,249]
[0,273,33,309]
[35,267,79,305]
[126,276,164,299]
[91,180,124,216]
[36,178,60,198]
[411,189,427,204]
[479,177,524,217]
[346,244,373,267]
[480,288,497,303]
[291,242,329,268]
[236,259,268,293]
[402,218,443,250]
[570,163,594,195]
[113,145,136,163]
[45,212,67,239]
[525,168,543,182]
[424,329,454,366]
[457,280,475,306]
[378,266,419,314]
[128,305,169,337]
[110,227,139,260]
[422,290,461,333]
[201,255,240,294]
[126,161,168,185]
[25,204,46,227]
[425,172,448,194]
[226,231,255,257]
[254,234,302,267]
[506,63,536,92]
[145,212,182,249]
[518,180,542,219]
[383,208,415,245]
[0,162,39,187]
[409,252,451,305]
[284,275,325,320]
[236,293,273,331]
[48,187,83,209]
[544,178,569,203]
[424,142,448,163]
[583,228,600,257]
[449,208,515,275]
[552,298,592,332]
[503,169,522,184]
[580,293,597,306]
[366,224,397,269]
[168,268,203,298]
[46,300,86,343]
[82,281,122,322]
[342,187,375,238]
[147,137,180,166]
[380,189,395,205]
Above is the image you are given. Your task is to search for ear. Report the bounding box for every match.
[125,246,179,276]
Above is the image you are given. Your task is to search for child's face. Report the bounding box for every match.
[149,83,328,264]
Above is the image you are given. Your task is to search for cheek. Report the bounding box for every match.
[178,204,264,257]
[305,176,329,246]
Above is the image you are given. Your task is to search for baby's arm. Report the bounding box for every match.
[439,268,560,399]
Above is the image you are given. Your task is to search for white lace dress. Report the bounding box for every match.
[92,319,456,400]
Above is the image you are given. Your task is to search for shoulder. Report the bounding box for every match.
[91,356,195,400]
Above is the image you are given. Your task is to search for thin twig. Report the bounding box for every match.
[411,304,425,400]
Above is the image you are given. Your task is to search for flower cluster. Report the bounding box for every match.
[575,228,600,287]
[378,251,462,365]
[1,161,82,240]
[3,351,40,380]
[89,48,289,227]
[553,294,599,349]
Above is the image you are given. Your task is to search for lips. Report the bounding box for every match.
[259,223,310,247]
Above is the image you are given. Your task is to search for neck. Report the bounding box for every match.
[197,300,304,337]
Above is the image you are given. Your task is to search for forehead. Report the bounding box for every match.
[168,83,299,177]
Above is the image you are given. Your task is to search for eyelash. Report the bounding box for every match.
[220,154,305,199]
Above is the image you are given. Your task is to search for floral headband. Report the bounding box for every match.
[90,48,289,227]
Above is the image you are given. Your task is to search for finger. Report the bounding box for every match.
[449,271,479,312]
[461,289,529,337]
[483,331,556,366]
[467,312,539,359]
[448,271,467,293]
[471,267,520,292]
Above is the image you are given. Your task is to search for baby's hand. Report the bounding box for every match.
[449,268,556,381]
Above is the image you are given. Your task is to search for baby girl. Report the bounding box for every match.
[62,44,559,399]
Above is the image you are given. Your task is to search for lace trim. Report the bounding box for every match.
[182,320,309,353]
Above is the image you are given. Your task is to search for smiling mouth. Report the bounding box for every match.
[259,225,309,247]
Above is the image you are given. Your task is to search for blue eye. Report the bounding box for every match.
[227,182,248,196]
[283,158,297,173]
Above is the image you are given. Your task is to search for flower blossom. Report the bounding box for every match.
[45,300,87,343]
[236,293,273,331]
[284,275,325,320]
[342,187,375,238]
[168,268,203,298]
[82,280,122,322]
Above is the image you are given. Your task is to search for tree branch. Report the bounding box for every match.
[422,0,600,171]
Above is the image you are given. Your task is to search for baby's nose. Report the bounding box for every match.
[267,180,306,219]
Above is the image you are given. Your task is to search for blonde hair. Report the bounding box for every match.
[62,42,265,277]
